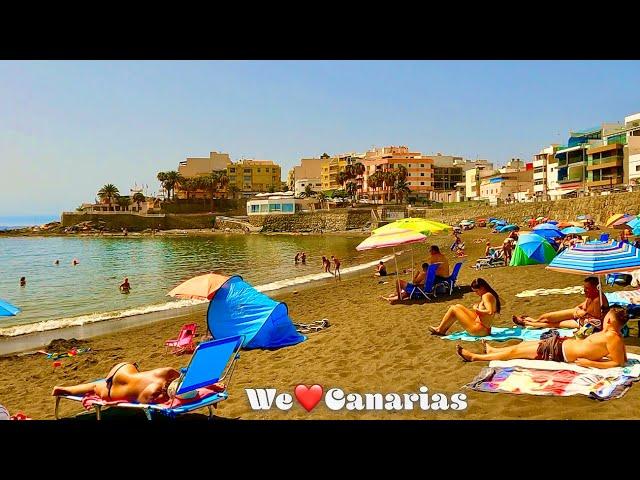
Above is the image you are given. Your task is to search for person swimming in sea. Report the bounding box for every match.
[295,252,300,264]
[54,259,60,265]
[301,252,307,264]
[119,277,131,293]
[72,258,79,266]
[20,277,26,287]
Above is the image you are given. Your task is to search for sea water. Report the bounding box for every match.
[0,234,397,337]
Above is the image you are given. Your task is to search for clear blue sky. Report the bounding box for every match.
[1,60,639,216]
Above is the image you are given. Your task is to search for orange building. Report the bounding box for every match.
[362,146,433,202]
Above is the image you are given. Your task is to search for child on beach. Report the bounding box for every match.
[321,256,332,274]
[331,256,341,280]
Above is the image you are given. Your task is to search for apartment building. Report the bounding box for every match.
[287,155,326,190]
[362,146,433,201]
[320,153,363,191]
[480,167,534,204]
[227,160,282,196]
[532,145,560,201]
[178,151,232,178]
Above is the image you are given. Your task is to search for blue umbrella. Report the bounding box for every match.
[561,226,587,235]
[547,220,559,225]
[627,216,640,230]
[547,241,640,275]
[498,224,518,232]
[534,223,560,231]
[0,299,20,317]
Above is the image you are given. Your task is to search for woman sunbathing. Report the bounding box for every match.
[52,363,182,404]
[429,278,500,337]
[457,307,628,368]
[512,276,608,331]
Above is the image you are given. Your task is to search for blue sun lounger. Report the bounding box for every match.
[54,335,243,420]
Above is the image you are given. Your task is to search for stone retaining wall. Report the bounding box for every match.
[248,210,372,232]
[61,213,216,231]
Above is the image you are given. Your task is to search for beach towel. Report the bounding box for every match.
[515,286,584,298]
[465,353,640,400]
[79,383,226,411]
[443,327,575,342]
[605,290,640,306]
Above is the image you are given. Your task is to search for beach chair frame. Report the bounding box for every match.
[435,261,463,295]
[164,323,198,354]
[54,335,244,421]
[410,263,440,300]
[474,249,505,270]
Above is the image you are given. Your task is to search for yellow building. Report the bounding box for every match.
[227,160,282,195]
[178,151,232,178]
[321,153,363,191]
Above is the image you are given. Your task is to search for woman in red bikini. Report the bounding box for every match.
[429,278,500,337]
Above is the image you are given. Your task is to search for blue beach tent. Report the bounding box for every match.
[0,299,20,317]
[206,276,306,350]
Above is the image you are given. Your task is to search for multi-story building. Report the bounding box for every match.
[320,152,364,191]
[627,113,640,186]
[178,151,232,178]
[294,178,323,198]
[465,164,495,201]
[429,156,493,202]
[287,155,326,190]
[554,123,623,197]
[227,160,282,197]
[480,168,534,204]
[532,145,560,201]
[362,146,433,202]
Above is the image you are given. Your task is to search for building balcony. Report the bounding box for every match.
[586,176,623,187]
[586,157,623,171]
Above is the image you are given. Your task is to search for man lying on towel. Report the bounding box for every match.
[52,362,222,404]
[457,306,628,368]
[512,276,608,331]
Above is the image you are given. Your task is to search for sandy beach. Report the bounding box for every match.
[2,227,639,420]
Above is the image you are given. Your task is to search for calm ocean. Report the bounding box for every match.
[0,234,395,336]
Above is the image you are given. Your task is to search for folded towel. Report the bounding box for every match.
[443,327,575,342]
[605,290,640,306]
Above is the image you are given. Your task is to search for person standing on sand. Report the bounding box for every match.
[502,238,513,265]
[332,256,341,280]
[321,256,332,274]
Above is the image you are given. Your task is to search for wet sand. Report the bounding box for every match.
[2,228,639,420]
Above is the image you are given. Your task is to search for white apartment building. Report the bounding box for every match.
[625,113,640,185]
[533,145,559,201]
[294,178,322,198]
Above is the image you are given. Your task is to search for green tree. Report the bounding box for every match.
[394,178,411,204]
[215,170,229,199]
[116,196,131,210]
[346,181,358,202]
[317,191,327,210]
[228,185,241,200]
[132,192,146,211]
[383,171,397,203]
[202,172,220,211]
[268,184,276,193]
[178,177,197,201]
[97,184,120,210]
[336,171,348,189]
[157,171,180,200]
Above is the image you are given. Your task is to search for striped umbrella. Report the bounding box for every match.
[0,299,20,317]
[612,214,635,229]
[627,217,640,230]
[547,240,640,306]
[606,214,628,227]
[357,228,428,299]
[372,217,451,236]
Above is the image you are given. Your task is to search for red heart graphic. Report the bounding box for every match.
[294,384,323,412]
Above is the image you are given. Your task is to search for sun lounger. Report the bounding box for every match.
[54,335,243,420]
[165,323,198,354]
[474,249,505,270]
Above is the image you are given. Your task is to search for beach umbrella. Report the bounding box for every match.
[511,233,557,266]
[459,220,473,226]
[357,228,427,299]
[533,223,564,240]
[561,226,588,235]
[0,299,20,317]
[612,214,635,229]
[372,217,451,236]
[498,224,518,233]
[547,240,640,306]
[626,217,640,230]
[547,220,559,225]
[167,273,233,300]
[606,214,628,227]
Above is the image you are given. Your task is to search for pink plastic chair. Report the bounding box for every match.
[165,323,198,354]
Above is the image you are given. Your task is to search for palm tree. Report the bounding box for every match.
[158,171,180,200]
[116,196,131,211]
[353,162,366,201]
[228,185,241,200]
[202,172,220,211]
[383,171,396,203]
[368,171,379,204]
[336,171,348,190]
[178,177,198,201]
[97,184,120,210]
[317,191,327,210]
[394,178,411,204]
[215,170,229,199]
[346,182,358,203]
[268,184,276,193]
[132,192,145,211]
[302,184,316,198]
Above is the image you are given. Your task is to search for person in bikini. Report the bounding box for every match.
[52,363,183,404]
[457,306,628,368]
[512,276,608,331]
[428,278,500,337]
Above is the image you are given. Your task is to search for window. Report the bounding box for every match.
[244,169,251,173]
[269,203,282,212]
[420,182,425,186]
[282,203,294,213]
[257,168,261,173]
[251,204,260,213]
[420,173,424,176]
[229,168,236,173]
[260,204,268,213]
[408,164,412,168]
[636,166,640,172]
[420,164,424,168]
[265,168,269,173]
